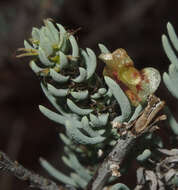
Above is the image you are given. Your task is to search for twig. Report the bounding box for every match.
[86,95,165,190]
[86,133,136,190]
[0,151,62,190]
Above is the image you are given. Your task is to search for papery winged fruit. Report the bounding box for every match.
[99,49,161,106]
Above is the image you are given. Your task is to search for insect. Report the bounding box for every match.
[112,94,166,136]
[99,49,161,106]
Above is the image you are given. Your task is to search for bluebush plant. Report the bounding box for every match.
[15,20,178,190]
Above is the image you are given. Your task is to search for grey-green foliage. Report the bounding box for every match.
[39,158,77,187]
[20,20,148,188]
[162,22,178,135]
[105,76,132,123]
[164,106,178,135]
[110,183,130,190]
[135,133,163,164]
[136,149,151,162]
[23,19,136,146]
[40,145,92,189]
[127,133,162,166]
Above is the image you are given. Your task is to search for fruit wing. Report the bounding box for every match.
[139,67,161,101]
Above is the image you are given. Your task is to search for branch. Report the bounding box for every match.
[86,95,165,190]
[86,133,136,190]
[0,151,62,190]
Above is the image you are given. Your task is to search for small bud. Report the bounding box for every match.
[110,163,121,177]
[98,149,103,157]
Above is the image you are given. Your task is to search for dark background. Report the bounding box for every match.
[0,0,178,189]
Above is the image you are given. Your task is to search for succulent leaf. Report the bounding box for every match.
[59,133,72,146]
[45,20,59,43]
[86,48,97,79]
[164,106,178,135]
[38,47,53,66]
[67,99,92,115]
[110,183,130,190]
[71,90,89,100]
[47,83,69,97]
[62,152,91,181]
[72,67,87,83]
[69,35,79,58]
[29,60,44,74]
[24,40,34,49]
[128,104,143,122]
[41,82,76,118]
[70,173,87,188]
[65,120,105,145]
[81,116,99,137]
[98,43,110,54]
[49,69,69,83]
[136,149,151,162]
[39,105,67,125]
[105,76,131,122]
[32,27,40,41]
[40,158,77,186]
[162,25,178,99]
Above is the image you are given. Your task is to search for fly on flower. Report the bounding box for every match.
[99,49,161,106]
